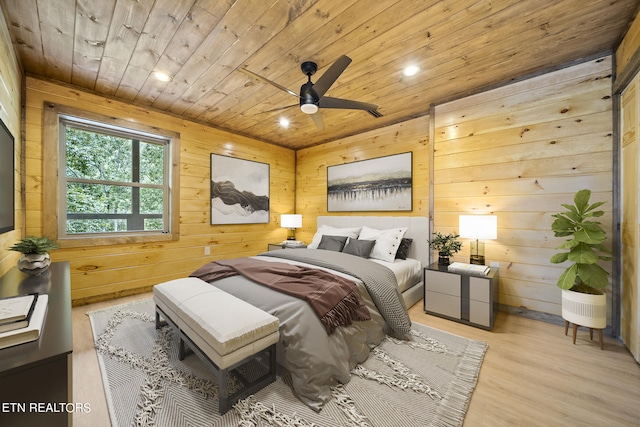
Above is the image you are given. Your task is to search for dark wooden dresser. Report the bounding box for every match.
[0,262,72,427]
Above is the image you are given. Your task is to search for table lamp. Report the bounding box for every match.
[459,215,497,265]
[281,214,302,240]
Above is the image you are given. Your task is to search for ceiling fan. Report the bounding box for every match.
[239,55,382,130]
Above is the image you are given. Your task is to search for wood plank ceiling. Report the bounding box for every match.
[1,0,638,149]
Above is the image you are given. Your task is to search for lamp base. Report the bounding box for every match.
[469,240,486,265]
[287,229,296,240]
[469,255,485,265]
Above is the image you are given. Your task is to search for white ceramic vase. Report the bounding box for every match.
[17,252,51,276]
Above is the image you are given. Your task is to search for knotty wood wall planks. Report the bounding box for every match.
[433,56,614,318]
[621,78,639,361]
[618,12,640,362]
[0,9,21,278]
[617,9,640,80]
[24,77,295,304]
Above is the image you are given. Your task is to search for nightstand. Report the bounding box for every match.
[268,243,306,251]
[423,263,499,330]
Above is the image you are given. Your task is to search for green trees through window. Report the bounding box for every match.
[63,125,167,234]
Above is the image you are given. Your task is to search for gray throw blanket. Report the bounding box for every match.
[261,249,412,335]
[190,257,371,334]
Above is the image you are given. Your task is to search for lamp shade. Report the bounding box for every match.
[280,214,302,229]
[459,215,497,240]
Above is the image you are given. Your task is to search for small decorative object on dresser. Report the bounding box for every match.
[428,231,462,266]
[8,236,58,276]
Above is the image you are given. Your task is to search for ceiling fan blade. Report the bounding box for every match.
[319,96,382,117]
[239,67,300,98]
[312,55,352,98]
[310,111,325,130]
[259,104,298,114]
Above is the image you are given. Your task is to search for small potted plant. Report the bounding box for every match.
[428,231,462,265]
[550,189,612,330]
[9,236,58,275]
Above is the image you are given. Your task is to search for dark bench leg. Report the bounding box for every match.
[155,304,277,415]
[219,369,229,414]
[155,307,167,329]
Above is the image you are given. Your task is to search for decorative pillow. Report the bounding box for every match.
[358,226,408,263]
[342,239,376,258]
[307,225,361,249]
[317,235,348,251]
[395,238,413,260]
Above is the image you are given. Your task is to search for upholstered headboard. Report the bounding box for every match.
[317,216,429,267]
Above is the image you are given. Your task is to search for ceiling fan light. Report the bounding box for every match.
[300,103,318,114]
[153,71,172,82]
[403,65,420,77]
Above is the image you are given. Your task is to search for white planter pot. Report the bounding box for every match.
[17,252,51,276]
[561,289,606,329]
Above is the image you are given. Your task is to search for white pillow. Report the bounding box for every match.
[308,225,362,249]
[358,226,408,263]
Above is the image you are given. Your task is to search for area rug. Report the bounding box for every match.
[88,298,487,427]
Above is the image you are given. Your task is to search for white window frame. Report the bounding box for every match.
[43,103,180,248]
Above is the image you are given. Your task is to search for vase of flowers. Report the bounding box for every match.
[9,236,58,276]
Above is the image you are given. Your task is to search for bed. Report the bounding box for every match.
[190,215,429,411]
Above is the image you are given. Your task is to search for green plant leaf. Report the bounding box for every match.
[568,242,598,264]
[574,225,606,244]
[577,263,609,289]
[557,264,578,290]
[550,252,569,264]
[574,189,591,212]
[551,216,574,236]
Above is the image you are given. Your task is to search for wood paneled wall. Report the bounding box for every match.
[617,10,640,79]
[621,76,639,362]
[295,116,430,243]
[617,11,640,362]
[0,10,22,278]
[433,56,614,318]
[25,78,295,304]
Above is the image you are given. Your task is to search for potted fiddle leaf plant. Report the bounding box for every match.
[9,236,58,275]
[428,231,462,265]
[550,189,612,329]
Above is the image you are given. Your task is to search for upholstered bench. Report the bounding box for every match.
[153,277,279,414]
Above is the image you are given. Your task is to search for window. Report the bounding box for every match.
[43,103,180,247]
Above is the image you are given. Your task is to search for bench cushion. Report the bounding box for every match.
[153,277,279,364]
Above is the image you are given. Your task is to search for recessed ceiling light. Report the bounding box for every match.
[403,65,420,77]
[153,72,172,82]
[279,118,290,128]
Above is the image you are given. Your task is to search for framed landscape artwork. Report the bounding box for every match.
[210,154,270,224]
[327,152,412,212]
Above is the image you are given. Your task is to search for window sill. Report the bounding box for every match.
[55,232,178,249]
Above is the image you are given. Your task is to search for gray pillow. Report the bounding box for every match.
[317,235,348,251]
[342,239,376,258]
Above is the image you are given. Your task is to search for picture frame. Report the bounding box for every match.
[210,154,270,224]
[327,152,412,212]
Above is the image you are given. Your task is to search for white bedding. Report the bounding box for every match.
[370,257,422,293]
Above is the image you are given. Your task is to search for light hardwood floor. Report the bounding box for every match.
[72,295,640,427]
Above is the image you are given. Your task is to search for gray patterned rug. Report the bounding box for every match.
[88,298,487,427]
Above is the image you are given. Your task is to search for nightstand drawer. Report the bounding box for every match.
[469,277,490,303]
[425,270,460,296]
[470,300,490,327]
[425,291,461,319]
